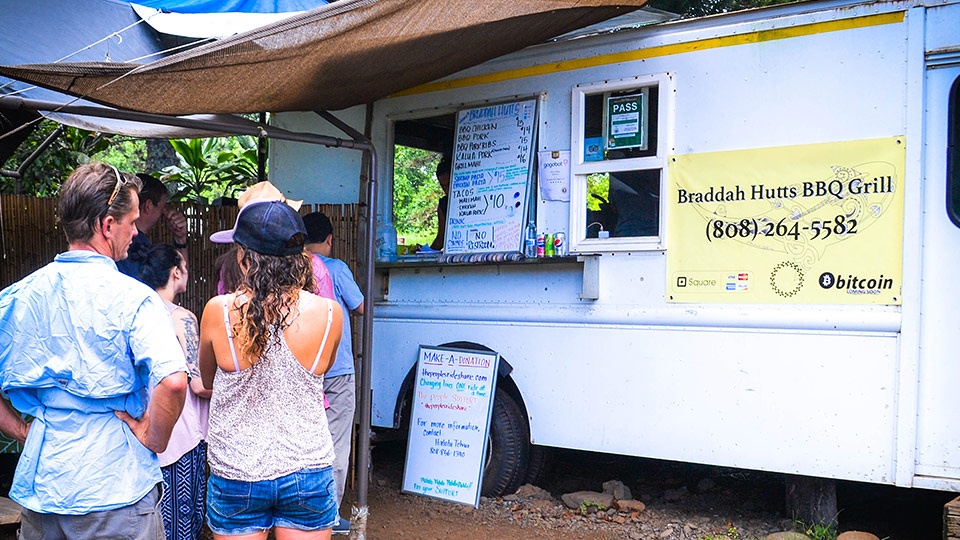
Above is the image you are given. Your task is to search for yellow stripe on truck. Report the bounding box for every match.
[394,11,904,97]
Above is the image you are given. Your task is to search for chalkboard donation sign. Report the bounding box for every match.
[402,346,500,507]
[442,99,538,257]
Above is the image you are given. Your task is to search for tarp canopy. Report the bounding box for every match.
[129,0,329,39]
[131,0,324,13]
[0,0,291,142]
[1,0,648,117]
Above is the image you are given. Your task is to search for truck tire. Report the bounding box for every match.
[481,388,530,497]
[523,444,552,486]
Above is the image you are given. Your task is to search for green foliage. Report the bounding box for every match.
[649,0,793,18]
[577,499,607,515]
[699,525,757,540]
[161,136,261,204]
[587,173,611,211]
[97,137,147,173]
[1,120,146,196]
[5,121,260,203]
[794,519,839,540]
[393,146,444,245]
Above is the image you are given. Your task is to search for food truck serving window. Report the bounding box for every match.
[571,73,672,252]
[390,98,539,262]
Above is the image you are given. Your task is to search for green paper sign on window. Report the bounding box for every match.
[605,90,648,151]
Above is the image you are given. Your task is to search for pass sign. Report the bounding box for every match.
[605,91,647,151]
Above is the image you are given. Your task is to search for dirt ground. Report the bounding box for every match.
[342,441,956,540]
[0,444,955,540]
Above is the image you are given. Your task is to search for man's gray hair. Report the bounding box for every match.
[58,162,143,243]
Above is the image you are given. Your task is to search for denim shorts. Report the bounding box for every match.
[206,466,338,535]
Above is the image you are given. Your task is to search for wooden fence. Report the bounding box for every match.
[0,195,362,318]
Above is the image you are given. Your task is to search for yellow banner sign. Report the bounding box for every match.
[666,137,905,304]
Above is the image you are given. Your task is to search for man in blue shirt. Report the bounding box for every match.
[303,211,364,535]
[0,162,188,539]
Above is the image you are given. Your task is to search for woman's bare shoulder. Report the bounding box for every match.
[298,290,325,310]
[201,293,237,323]
[299,291,342,319]
[205,292,244,307]
[204,293,230,306]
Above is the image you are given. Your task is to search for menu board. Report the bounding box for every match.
[402,346,500,507]
[443,99,537,255]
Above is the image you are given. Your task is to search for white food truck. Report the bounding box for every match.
[272,0,960,505]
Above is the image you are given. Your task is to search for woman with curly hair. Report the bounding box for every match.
[199,200,343,540]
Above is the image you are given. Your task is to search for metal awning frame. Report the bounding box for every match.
[0,95,370,149]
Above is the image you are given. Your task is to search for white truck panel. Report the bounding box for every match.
[373,314,898,483]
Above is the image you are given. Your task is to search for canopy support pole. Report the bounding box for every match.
[315,109,377,533]
[257,112,267,182]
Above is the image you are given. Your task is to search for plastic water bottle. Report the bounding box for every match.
[376,221,398,262]
[524,220,537,258]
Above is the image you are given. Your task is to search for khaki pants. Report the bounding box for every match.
[19,486,164,540]
[324,373,356,512]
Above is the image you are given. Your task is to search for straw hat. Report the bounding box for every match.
[237,181,303,210]
[210,181,305,247]
[209,200,306,256]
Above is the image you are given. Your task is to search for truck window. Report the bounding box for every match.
[586,169,661,238]
[573,74,670,248]
[393,114,456,250]
[948,75,960,228]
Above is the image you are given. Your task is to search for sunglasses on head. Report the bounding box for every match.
[106,164,126,208]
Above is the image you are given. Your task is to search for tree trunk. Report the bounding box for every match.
[145,138,178,174]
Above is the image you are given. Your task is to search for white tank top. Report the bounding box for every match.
[158,303,209,467]
[206,298,336,481]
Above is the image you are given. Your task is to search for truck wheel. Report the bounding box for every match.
[481,388,530,497]
[524,444,552,486]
